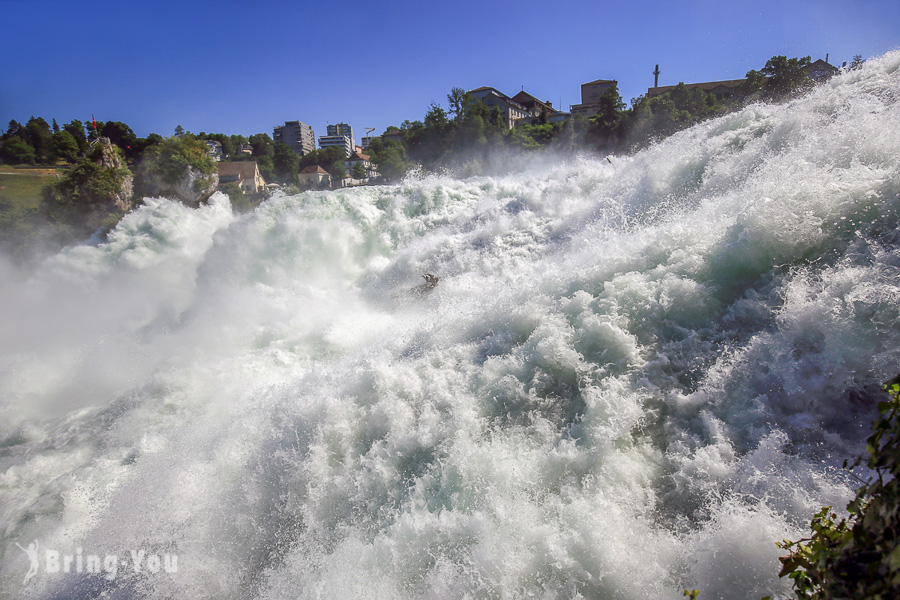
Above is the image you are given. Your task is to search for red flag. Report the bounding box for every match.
[92,114,97,131]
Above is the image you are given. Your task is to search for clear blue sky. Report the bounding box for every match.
[2,0,898,143]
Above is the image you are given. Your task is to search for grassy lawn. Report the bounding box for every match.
[0,165,67,251]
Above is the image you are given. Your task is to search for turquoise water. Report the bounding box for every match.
[1,52,899,599]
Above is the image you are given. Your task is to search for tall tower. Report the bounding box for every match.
[274,121,316,156]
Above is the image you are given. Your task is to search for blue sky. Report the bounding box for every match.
[2,0,898,143]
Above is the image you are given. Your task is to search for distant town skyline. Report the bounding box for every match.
[2,0,898,142]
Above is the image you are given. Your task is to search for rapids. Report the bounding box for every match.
[1,52,899,599]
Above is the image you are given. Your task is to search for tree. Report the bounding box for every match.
[367,139,410,181]
[4,119,23,140]
[298,146,346,171]
[139,135,215,185]
[739,69,768,98]
[587,84,626,145]
[25,116,53,163]
[174,124,185,137]
[447,87,469,122]
[63,119,88,154]
[351,161,366,179]
[850,55,865,70]
[51,130,80,163]
[0,136,36,164]
[43,141,132,211]
[329,159,346,181]
[272,143,300,183]
[101,121,138,159]
[759,55,813,100]
[249,133,274,157]
[85,117,105,142]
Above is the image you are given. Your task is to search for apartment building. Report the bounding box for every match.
[273,120,316,156]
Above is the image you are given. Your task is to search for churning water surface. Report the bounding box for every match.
[1,52,900,599]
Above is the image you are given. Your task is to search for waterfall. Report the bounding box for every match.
[1,51,899,599]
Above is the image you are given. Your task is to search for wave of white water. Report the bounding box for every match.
[1,52,899,599]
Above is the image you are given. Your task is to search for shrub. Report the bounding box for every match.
[776,375,900,599]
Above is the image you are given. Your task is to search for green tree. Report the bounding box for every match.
[0,135,36,164]
[205,133,235,158]
[759,55,813,100]
[140,135,215,185]
[255,155,275,182]
[101,121,139,159]
[51,130,80,163]
[249,133,275,157]
[329,159,346,181]
[587,84,626,146]
[298,146,346,171]
[25,116,53,163]
[174,124,185,137]
[447,87,469,122]
[63,119,88,154]
[367,138,410,181]
[739,69,768,98]
[43,141,131,211]
[4,120,23,140]
[351,161,366,179]
[272,143,300,183]
[86,118,104,142]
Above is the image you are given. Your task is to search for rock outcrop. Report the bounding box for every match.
[96,137,134,213]
[134,137,219,207]
[137,166,218,207]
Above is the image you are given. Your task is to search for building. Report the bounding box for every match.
[238,143,253,155]
[511,91,558,118]
[806,58,840,81]
[467,87,531,128]
[647,78,746,102]
[570,79,618,117]
[361,136,377,150]
[273,121,316,156]
[381,129,404,144]
[217,161,267,195]
[204,140,223,161]
[297,165,331,188]
[318,134,353,157]
[326,123,354,144]
[344,150,379,180]
[510,91,569,127]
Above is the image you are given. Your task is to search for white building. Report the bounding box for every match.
[318,134,353,158]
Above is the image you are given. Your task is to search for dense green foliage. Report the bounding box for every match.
[361,54,827,179]
[42,142,131,211]
[350,161,366,179]
[140,135,215,184]
[297,146,349,181]
[776,376,900,599]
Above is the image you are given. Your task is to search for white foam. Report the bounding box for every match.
[2,52,900,599]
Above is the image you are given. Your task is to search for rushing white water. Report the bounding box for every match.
[2,54,900,599]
